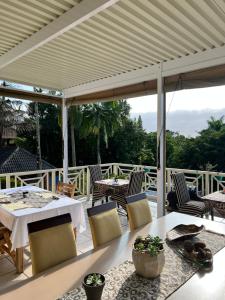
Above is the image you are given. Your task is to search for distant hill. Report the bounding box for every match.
[131,109,225,137]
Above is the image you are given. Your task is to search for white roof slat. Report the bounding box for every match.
[0,0,80,59]
[1,28,28,40]
[27,46,139,75]
[0,33,22,44]
[46,0,77,11]
[191,0,225,41]
[83,15,176,60]
[1,64,113,89]
[132,0,208,51]
[179,0,225,45]
[21,0,65,16]
[68,25,164,63]
[97,9,185,57]
[0,15,41,32]
[49,33,155,67]
[214,0,225,14]
[0,22,34,36]
[14,55,126,80]
[119,0,199,53]
[0,1,53,24]
[161,0,220,48]
[44,37,144,70]
[0,10,46,29]
[6,0,60,19]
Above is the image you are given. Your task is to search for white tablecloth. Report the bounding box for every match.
[0,186,86,250]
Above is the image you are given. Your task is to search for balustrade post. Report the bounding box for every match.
[52,171,56,193]
[113,163,118,176]
[6,175,10,189]
[86,167,90,200]
[205,172,210,196]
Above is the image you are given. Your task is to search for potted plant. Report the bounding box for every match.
[82,273,105,300]
[132,235,165,278]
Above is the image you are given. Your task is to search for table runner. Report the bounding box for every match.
[58,230,225,300]
[0,190,58,209]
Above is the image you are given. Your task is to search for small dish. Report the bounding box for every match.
[166,224,205,241]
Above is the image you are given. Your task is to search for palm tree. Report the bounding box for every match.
[83,101,130,164]
[207,116,224,131]
[68,105,83,166]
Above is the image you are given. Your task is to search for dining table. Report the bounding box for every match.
[0,185,86,273]
[94,178,129,196]
[202,190,225,220]
[2,212,225,300]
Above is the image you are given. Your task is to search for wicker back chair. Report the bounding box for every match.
[172,173,211,218]
[111,171,144,213]
[89,165,106,206]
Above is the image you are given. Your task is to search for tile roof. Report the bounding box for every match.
[0,147,55,174]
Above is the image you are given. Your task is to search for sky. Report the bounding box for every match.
[127,85,225,113]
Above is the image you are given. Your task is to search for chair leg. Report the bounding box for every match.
[211,208,214,221]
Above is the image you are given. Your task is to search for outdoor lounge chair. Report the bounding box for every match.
[111,171,144,214]
[171,173,212,218]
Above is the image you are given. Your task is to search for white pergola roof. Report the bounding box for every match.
[1,0,225,99]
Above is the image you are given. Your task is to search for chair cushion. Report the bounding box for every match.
[178,200,207,216]
[29,223,77,275]
[89,208,122,248]
[127,199,152,230]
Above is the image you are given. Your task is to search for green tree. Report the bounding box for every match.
[20,102,62,167]
[82,101,129,164]
[109,117,149,164]
[0,81,25,146]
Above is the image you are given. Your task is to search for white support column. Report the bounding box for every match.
[62,98,68,183]
[157,63,166,218]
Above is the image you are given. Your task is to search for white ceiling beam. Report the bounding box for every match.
[64,44,225,98]
[0,0,120,70]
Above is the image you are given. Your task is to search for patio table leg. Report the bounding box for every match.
[211,207,214,221]
[16,247,24,274]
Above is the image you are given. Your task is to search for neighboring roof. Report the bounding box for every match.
[0,147,55,174]
[2,127,17,139]
[0,0,225,94]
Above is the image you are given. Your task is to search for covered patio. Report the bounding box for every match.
[1,0,225,299]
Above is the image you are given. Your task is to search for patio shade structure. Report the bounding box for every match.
[1,0,225,217]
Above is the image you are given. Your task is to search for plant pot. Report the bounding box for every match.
[132,248,165,278]
[82,273,105,300]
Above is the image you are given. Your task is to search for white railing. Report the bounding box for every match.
[1,163,225,197]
